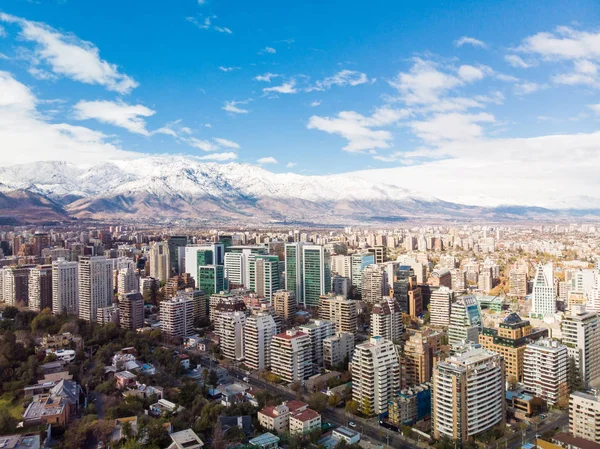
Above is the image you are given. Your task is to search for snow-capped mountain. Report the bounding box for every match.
[0,156,598,224]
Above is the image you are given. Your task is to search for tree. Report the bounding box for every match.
[308,392,328,412]
[0,409,17,435]
[361,396,373,417]
[328,393,341,407]
[345,400,359,416]
[208,369,219,389]
[568,356,585,393]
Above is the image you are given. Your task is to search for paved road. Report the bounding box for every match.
[195,355,422,449]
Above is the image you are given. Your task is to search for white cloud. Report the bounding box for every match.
[457,64,485,82]
[187,138,217,152]
[310,100,321,107]
[261,46,276,54]
[198,0,206,4]
[355,130,600,208]
[257,156,277,164]
[0,13,137,94]
[213,137,240,149]
[514,82,547,95]
[198,152,237,161]
[219,66,239,72]
[204,123,212,128]
[389,58,464,105]
[454,36,487,48]
[254,72,278,82]
[73,100,155,136]
[307,107,409,152]
[410,112,495,144]
[153,120,192,138]
[0,71,142,166]
[504,54,535,68]
[263,80,297,94]
[186,16,233,34]
[588,103,600,114]
[309,70,370,91]
[223,99,250,114]
[0,25,6,38]
[286,162,296,168]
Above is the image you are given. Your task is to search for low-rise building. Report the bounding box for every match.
[289,408,321,434]
[167,429,204,449]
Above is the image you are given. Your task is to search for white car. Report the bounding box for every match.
[243,376,249,382]
[348,421,357,428]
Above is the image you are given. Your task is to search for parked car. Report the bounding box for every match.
[348,421,357,428]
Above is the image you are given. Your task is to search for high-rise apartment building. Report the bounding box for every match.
[244,312,277,370]
[361,265,384,304]
[428,268,452,288]
[351,336,400,415]
[302,245,331,308]
[52,259,78,315]
[450,269,466,292]
[530,263,557,318]
[180,288,207,322]
[478,269,493,293]
[331,255,352,280]
[351,252,375,295]
[319,295,357,333]
[404,329,442,387]
[570,391,600,443]
[160,296,194,339]
[323,332,355,369]
[429,286,454,327]
[220,311,246,361]
[561,309,600,388]
[448,296,482,345]
[432,343,505,442]
[271,329,312,383]
[117,267,138,295]
[299,320,335,371]
[509,266,528,298]
[371,297,404,342]
[523,339,568,406]
[118,291,144,331]
[273,290,297,322]
[479,313,547,383]
[79,256,114,322]
[1,266,32,306]
[149,242,170,283]
[28,264,53,312]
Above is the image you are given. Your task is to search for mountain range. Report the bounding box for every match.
[0,156,598,225]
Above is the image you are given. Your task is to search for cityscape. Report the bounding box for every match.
[2,1,600,449]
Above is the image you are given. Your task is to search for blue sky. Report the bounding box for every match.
[1,0,600,206]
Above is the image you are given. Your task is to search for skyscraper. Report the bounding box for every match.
[530,263,557,318]
[167,235,188,276]
[393,265,423,318]
[149,242,170,283]
[52,259,78,315]
[250,255,280,300]
[302,245,330,307]
[319,295,357,333]
[330,255,352,279]
[220,311,246,361]
[351,336,400,415]
[160,296,194,338]
[429,286,454,327]
[299,319,335,371]
[284,243,303,301]
[447,295,483,345]
[404,329,442,387]
[79,256,114,322]
[28,264,53,312]
[117,266,138,295]
[432,343,505,442]
[561,309,600,388]
[198,265,225,297]
[271,329,312,383]
[351,252,375,295]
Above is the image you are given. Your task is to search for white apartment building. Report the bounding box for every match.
[361,265,385,304]
[432,343,505,442]
[530,263,557,318]
[331,255,352,279]
[244,312,277,370]
[319,295,357,333]
[299,319,335,370]
[28,264,52,312]
[272,290,297,322]
[323,332,355,369]
[160,296,194,338]
[371,297,403,342]
[561,309,600,388]
[79,256,114,322]
[220,311,246,361]
[351,336,400,415]
[430,286,454,327]
[117,267,138,295]
[523,339,568,406]
[271,329,312,383]
[52,259,78,315]
[570,391,600,443]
